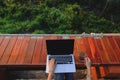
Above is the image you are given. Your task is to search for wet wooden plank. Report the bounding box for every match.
[82,37,93,62]
[94,38,104,64]
[0,37,10,63]
[88,37,102,63]
[15,37,30,64]
[117,36,120,48]
[93,38,103,63]
[100,37,111,64]
[111,36,120,62]
[96,39,109,64]
[0,36,4,61]
[8,37,23,64]
[107,36,120,63]
[101,37,118,63]
[107,37,119,63]
[114,36,120,49]
[32,38,43,64]
[24,38,36,63]
[0,37,17,64]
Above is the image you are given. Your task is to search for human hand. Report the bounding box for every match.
[48,58,56,74]
[85,57,91,69]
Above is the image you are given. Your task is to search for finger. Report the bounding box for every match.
[50,58,56,66]
[84,57,87,64]
[85,57,88,62]
[85,57,89,64]
[51,58,55,61]
[87,57,91,62]
[51,58,56,63]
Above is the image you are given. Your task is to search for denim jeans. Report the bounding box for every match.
[55,73,74,80]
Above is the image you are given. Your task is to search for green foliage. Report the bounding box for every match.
[0,0,119,34]
[81,12,119,33]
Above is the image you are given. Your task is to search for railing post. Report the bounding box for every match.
[91,67,98,80]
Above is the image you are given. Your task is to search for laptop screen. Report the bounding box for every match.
[46,39,74,55]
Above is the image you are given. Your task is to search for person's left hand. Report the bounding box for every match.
[48,58,56,74]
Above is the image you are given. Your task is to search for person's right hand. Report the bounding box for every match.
[85,57,91,69]
[48,58,56,74]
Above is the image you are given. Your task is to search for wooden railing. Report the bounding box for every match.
[0,34,120,79]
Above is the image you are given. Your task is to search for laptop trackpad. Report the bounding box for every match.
[54,64,76,73]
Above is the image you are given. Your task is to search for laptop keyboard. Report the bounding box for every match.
[49,55,73,64]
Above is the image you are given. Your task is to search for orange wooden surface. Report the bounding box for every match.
[91,67,98,80]
[0,35,120,65]
[8,37,23,64]
[0,37,10,64]
[24,38,36,63]
[104,37,118,63]
[88,37,102,63]
[15,37,31,64]
[100,38,111,64]
[0,35,120,78]
[0,37,17,64]
[32,38,43,64]
[99,66,109,77]
[111,36,120,62]
[83,37,94,62]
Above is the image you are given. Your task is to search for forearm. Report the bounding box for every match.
[47,73,54,80]
[86,67,92,80]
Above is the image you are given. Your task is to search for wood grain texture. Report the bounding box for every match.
[32,38,43,64]
[24,38,36,64]
[92,38,102,63]
[101,37,117,63]
[111,36,120,62]
[114,36,120,49]
[0,37,10,63]
[0,35,120,68]
[82,37,93,62]
[88,37,99,63]
[15,37,30,64]
[100,37,111,64]
[0,37,17,64]
[8,37,23,64]
[0,35,120,78]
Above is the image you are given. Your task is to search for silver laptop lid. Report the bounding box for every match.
[46,39,74,55]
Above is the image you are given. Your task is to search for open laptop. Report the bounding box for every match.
[46,39,76,73]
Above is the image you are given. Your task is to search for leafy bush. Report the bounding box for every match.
[0,0,119,34]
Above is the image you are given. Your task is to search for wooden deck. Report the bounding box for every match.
[0,34,120,78]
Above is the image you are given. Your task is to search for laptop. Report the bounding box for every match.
[46,39,76,73]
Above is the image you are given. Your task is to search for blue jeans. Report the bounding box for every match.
[55,73,74,80]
